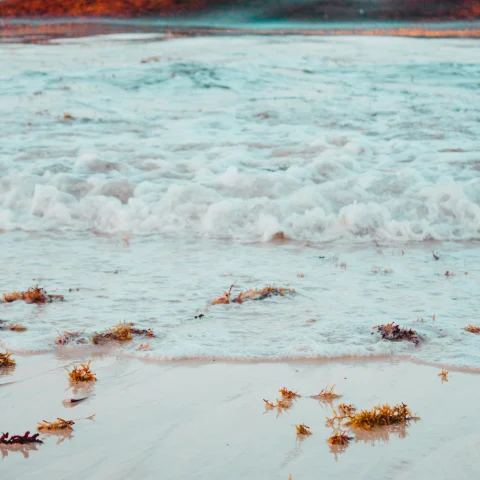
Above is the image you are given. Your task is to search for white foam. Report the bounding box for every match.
[0,35,479,241]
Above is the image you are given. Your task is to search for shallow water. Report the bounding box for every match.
[0,33,479,367]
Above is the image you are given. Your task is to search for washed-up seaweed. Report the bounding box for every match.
[212,284,295,305]
[0,431,42,445]
[312,385,341,402]
[338,403,356,417]
[56,330,85,345]
[91,322,155,345]
[263,398,292,411]
[373,323,420,346]
[327,430,353,446]
[2,286,64,304]
[0,321,27,332]
[0,351,15,368]
[346,403,417,430]
[465,325,480,334]
[438,369,449,382]
[279,387,301,399]
[37,418,75,431]
[67,360,96,383]
[295,424,312,435]
[327,403,418,436]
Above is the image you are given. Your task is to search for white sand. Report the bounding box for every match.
[1,354,480,479]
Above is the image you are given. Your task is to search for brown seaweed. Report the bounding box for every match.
[312,385,341,402]
[279,387,301,399]
[56,330,84,345]
[37,418,75,431]
[2,286,64,304]
[212,284,295,305]
[0,351,15,368]
[327,430,353,446]
[373,323,420,346]
[346,403,417,430]
[295,424,312,435]
[465,325,480,334]
[91,322,155,344]
[0,431,42,445]
[67,360,96,383]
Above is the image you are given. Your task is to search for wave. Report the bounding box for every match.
[1,33,479,242]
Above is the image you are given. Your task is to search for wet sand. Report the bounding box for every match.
[1,355,479,479]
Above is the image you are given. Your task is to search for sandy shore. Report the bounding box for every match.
[1,355,480,479]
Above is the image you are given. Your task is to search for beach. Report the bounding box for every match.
[2,354,480,479]
[1,23,479,478]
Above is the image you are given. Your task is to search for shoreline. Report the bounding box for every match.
[2,20,480,44]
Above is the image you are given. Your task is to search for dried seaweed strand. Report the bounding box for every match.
[0,432,42,445]
[37,418,75,431]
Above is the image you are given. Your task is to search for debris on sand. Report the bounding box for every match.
[279,387,301,399]
[373,323,420,346]
[338,403,357,417]
[327,430,353,446]
[212,284,295,305]
[67,360,96,383]
[0,432,42,445]
[37,418,75,431]
[0,351,15,367]
[438,369,448,381]
[2,286,64,304]
[295,424,312,435]
[0,321,27,332]
[312,385,341,402]
[56,330,85,345]
[275,398,292,409]
[263,399,275,409]
[465,325,480,334]
[91,322,155,345]
[346,403,417,430]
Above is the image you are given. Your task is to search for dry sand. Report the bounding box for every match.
[1,354,480,479]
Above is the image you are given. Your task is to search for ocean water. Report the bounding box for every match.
[0,32,479,367]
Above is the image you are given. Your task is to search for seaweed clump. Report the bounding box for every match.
[67,360,96,383]
[0,432,42,445]
[37,418,75,431]
[0,350,15,368]
[327,430,353,446]
[313,385,341,402]
[56,330,84,345]
[263,398,292,411]
[338,403,357,417]
[295,424,312,435]
[465,325,480,334]
[212,284,295,305]
[2,286,64,304]
[0,321,27,332]
[346,403,417,430]
[373,323,420,346]
[279,387,301,399]
[91,322,155,345]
